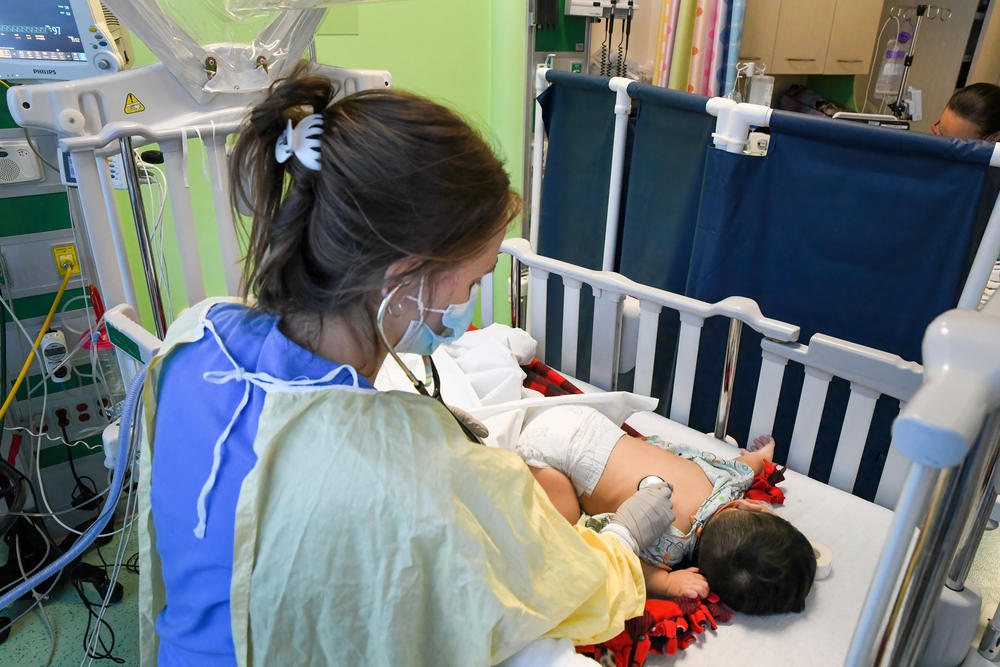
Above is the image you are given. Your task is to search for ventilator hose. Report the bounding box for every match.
[0,366,146,611]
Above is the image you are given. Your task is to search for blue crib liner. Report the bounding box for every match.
[533,73,998,499]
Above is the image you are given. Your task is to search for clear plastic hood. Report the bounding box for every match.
[99,0,376,98]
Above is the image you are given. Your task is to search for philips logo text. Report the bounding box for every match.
[33,69,57,75]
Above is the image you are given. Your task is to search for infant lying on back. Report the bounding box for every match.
[518,404,815,614]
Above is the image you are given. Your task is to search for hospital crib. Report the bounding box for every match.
[481,237,1000,666]
[11,54,1000,665]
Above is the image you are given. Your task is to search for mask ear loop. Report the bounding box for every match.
[377,285,483,444]
[377,284,432,397]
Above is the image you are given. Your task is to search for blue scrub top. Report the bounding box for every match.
[151,303,371,666]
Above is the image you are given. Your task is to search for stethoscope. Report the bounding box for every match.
[376,286,485,445]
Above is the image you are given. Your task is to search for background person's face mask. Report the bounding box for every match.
[394,277,479,356]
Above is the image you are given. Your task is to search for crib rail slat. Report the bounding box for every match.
[874,438,913,509]
[828,384,880,492]
[160,139,207,305]
[202,135,242,296]
[787,367,833,474]
[633,301,662,396]
[589,289,624,390]
[527,267,549,361]
[748,349,789,440]
[669,314,704,425]
[561,278,583,378]
[74,151,133,311]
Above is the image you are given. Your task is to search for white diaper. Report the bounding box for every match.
[516,405,625,496]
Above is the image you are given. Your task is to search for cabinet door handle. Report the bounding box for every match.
[837,59,863,63]
[786,58,817,62]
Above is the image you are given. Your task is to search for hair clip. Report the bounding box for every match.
[275,113,324,171]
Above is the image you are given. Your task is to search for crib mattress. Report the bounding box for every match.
[625,410,894,667]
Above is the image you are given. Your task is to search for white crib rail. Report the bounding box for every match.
[494,236,798,390]
[752,334,923,504]
[486,238,930,509]
[849,299,1000,666]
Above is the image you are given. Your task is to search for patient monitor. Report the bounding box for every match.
[0,0,133,81]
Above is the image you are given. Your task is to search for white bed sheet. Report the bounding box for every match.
[625,410,893,666]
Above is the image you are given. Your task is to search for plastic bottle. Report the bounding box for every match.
[82,327,126,419]
[874,32,910,100]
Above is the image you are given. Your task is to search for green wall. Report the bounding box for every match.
[121,0,526,325]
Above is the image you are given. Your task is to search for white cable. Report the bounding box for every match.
[56,294,93,335]
[3,424,103,450]
[139,160,171,321]
[152,169,172,321]
[0,524,50,596]
[15,536,55,667]
[81,398,141,666]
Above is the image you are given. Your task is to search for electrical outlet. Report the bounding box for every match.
[52,244,80,276]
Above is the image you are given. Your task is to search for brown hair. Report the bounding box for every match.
[231,62,519,350]
[696,509,815,615]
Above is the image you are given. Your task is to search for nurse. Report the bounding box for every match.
[137,63,675,666]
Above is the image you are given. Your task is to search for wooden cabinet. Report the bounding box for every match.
[739,0,781,69]
[823,0,884,75]
[740,0,883,76]
[771,0,837,74]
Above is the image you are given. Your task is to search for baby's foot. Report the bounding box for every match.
[750,435,775,461]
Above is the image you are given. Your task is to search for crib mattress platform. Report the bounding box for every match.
[626,411,893,666]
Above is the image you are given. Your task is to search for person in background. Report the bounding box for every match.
[932,82,1000,141]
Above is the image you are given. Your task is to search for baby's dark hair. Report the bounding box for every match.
[696,509,815,615]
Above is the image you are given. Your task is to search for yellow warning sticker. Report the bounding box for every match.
[124,92,145,114]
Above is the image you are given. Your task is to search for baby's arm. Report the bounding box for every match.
[528,466,582,524]
[734,435,775,476]
[641,562,709,599]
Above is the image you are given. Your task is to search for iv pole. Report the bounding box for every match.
[887,4,951,120]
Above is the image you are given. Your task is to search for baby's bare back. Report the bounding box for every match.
[581,435,712,533]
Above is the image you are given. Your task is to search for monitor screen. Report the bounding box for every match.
[0,1,87,64]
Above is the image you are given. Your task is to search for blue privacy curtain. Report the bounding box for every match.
[617,83,716,401]
[536,71,618,376]
[685,112,995,496]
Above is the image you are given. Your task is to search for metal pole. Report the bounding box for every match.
[308,39,317,63]
[511,257,522,329]
[893,5,926,115]
[714,318,742,441]
[947,442,1000,588]
[584,18,593,74]
[522,0,537,214]
[846,463,941,666]
[876,413,1000,666]
[119,137,167,338]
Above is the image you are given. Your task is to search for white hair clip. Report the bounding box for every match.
[275,113,324,171]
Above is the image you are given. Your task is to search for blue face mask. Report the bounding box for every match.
[393,278,479,356]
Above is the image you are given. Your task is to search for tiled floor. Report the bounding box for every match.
[968,524,1000,648]
[0,528,140,666]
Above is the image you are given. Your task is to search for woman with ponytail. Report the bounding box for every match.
[137,62,671,666]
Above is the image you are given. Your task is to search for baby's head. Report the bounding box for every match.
[695,508,815,615]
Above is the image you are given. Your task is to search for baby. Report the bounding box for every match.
[518,404,815,615]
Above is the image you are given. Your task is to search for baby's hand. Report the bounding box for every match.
[749,435,775,461]
[665,567,709,599]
